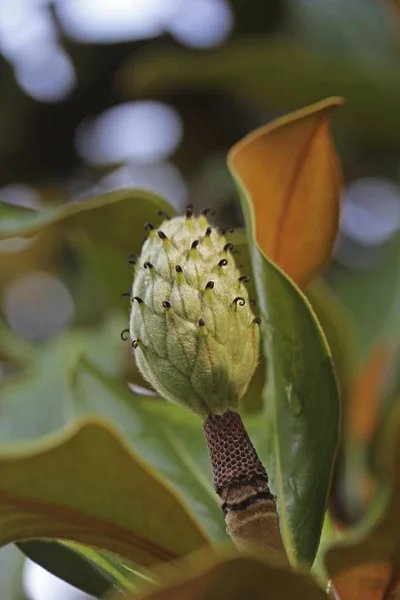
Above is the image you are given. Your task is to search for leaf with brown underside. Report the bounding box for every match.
[331,562,398,600]
[0,189,175,308]
[325,402,400,600]
[0,416,212,566]
[110,554,327,600]
[228,97,343,286]
[228,106,341,565]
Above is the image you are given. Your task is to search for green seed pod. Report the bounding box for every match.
[129,211,260,418]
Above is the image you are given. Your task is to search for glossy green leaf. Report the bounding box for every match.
[0,316,125,442]
[0,324,224,589]
[0,416,212,565]
[311,511,338,587]
[0,190,176,305]
[112,555,327,600]
[124,37,400,146]
[68,357,228,543]
[74,546,156,590]
[0,190,174,240]
[17,540,115,597]
[324,401,400,600]
[108,385,213,487]
[228,167,340,566]
[233,228,354,402]
[20,540,156,597]
[2,374,131,593]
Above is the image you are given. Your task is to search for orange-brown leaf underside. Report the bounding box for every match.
[333,562,399,600]
[228,97,343,286]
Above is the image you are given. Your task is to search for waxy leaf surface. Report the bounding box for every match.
[0,190,176,306]
[0,417,211,566]
[228,101,341,566]
[229,97,342,286]
[114,555,327,600]
[69,357,227,543]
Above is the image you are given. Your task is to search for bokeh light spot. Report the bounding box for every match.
[167,0,233,48]
[100,162,188,209]
[340,178,400,246]
[14,46,76,103]
[55,0,163,43]
[0,183,41,208]
[3,271,75,341]
[0,2,56,63]
[75,101,183,165]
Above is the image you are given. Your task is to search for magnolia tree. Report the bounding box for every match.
[0,98,398,600]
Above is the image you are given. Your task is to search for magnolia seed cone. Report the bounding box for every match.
[129,212,260,418]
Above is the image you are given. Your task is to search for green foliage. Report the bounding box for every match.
[113,555,328,600]
[0,102,399,599]
[0,416,211,563]
[2,0,400,593]
[16,541,115,596]
[229,184,340,566]
[0,190,175,309]
[0,183,340,597]
[70,358,227,542]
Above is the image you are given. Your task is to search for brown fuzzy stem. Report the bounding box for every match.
[203,411,288,560]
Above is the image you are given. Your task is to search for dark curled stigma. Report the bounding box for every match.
[249,298,257,306]
[120,329,129,341]
[144,222,154,231]
[199,318,205,326]
[132,339,139,349]
[157,210,170,219]
[132,296,143,303]
[121,291,131,298]
[253,316,262,325]
[238,275,250,284]
[223,242,234,252]
[219,227,235,234]
[233,296,246,306]
[175,265,183,273]
[218,258,228,267]
[201,208,215,216]
[143,261,154,269]
[191,240,199,249]
[157,230,167,240]
[185,204,194,218]
[162,300,171,309]
[205,226,212,236]
[205,281,214,290]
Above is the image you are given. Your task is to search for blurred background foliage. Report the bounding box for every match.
[1,0,400,598]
